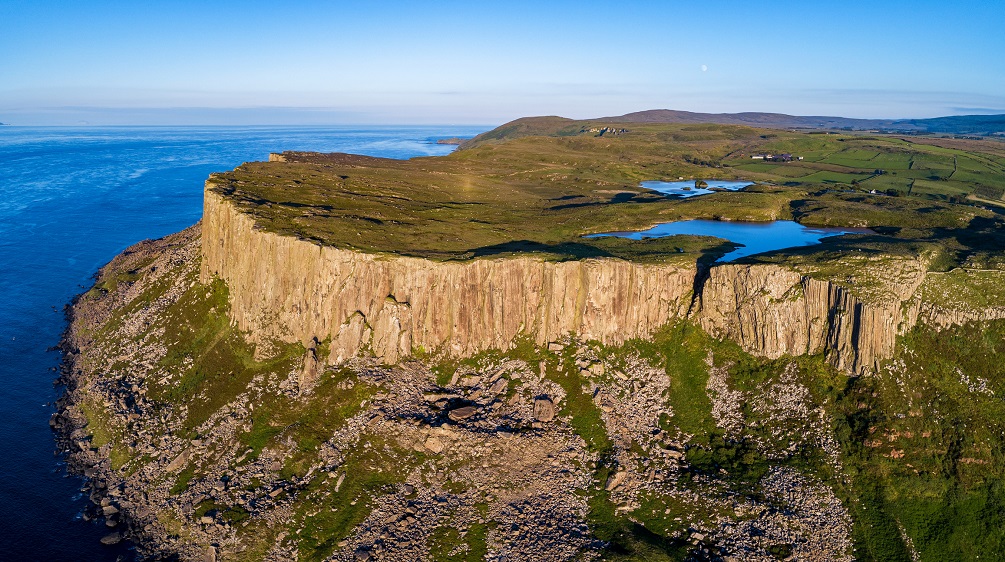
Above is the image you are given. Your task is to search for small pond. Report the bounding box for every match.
[586,220,873,262]
[642,179,753,199]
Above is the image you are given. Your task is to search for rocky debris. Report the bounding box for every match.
[298,338,321,391]
[423,436,445,454]
[710,467,854,561]
[102,505,120,516]
[586,350,681,517]
[707,357,843,471]
[61,244,596,561]
[750,364,843,468]
[605,470,627,491]
[488,377,508,395]
[276,355,596,561]
[99,532,123,545]
[447,405,478,422]
[166,448,191,472]
[533,396,555,422]
[705,352,746,434]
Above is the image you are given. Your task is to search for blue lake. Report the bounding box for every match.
[641,179,753,198]
[587,219,873,262]
[0,124,485,560]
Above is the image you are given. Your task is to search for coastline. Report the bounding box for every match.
[54,227,205,560]
[45,117,1005,559]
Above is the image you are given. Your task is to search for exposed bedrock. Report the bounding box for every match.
[201,189,695,364]
[201,187,999,375]
[696,265,917,374]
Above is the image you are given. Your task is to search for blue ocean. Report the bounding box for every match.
[0,125,486,560]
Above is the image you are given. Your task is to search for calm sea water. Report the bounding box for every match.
[588,219,873,262]
[0,125,486,560]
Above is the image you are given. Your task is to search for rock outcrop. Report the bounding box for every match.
[201,185,1003,375]
[201,188,696,364]
[696,265,918,374]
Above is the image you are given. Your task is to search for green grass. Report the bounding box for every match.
[170,466,197,495]
[921,269,1005,309]
[733,162,781,174]
[428,523,490,562]
[293,437,420,562]
[869,152,914,170]
[110,272,306,430]
[859,173,914,194]
[548,346,614,454]
[573,323,850,557]
[210,119,1005,265]
[78,399,133,470]
[428,335,698,559]
[911,179,971,200]
[822,150,881,168]
[828,319,1005,560]
[239,367,373,468]
[623,323,717,436]
[194,500,250,525]
[792,170,867,184]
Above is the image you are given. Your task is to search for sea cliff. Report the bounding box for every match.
[57,120,1005,561]
[202,186,1001,375]
[201,188,695,365]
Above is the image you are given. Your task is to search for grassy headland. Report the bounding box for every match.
[59,116,1005,561]
[210,117,1005,268]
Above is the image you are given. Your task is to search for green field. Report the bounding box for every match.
[210,118,1005,269]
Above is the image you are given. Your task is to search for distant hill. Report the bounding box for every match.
[461,110,1005,148]
[598,109,1005,135]
[460,116,576,145]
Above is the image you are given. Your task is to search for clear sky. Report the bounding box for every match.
[2,0,1003,125]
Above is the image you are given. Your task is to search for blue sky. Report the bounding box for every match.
[2,0,1003,125]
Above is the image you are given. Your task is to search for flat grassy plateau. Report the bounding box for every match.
[210,119,1005,269]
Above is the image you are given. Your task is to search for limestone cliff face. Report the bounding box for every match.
[201,186,996,375]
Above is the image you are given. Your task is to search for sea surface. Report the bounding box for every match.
[588,219,873,262]
[0,125,485,560]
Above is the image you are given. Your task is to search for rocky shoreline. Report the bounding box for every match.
[52,373,147,556]
[53,228,204,560]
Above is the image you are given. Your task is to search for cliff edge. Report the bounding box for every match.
[202,186,1004,375]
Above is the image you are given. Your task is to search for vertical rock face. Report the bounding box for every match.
[201,189,696,364]
[696,265,921,374]
[201,186,1000,375]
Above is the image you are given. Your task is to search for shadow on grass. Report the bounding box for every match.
[548,191,667,210]
[467,238,738,265]
[468,240,615,260]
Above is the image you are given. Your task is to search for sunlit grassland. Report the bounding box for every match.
[210,121,1005,272]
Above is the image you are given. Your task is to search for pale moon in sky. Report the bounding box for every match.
[701,64,708,72]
